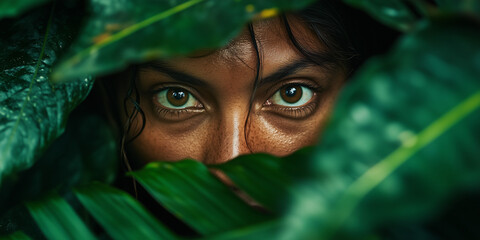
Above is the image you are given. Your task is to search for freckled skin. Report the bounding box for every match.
[115,17,346,166]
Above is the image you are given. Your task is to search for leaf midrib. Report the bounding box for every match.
[55,0,204,80]
[134,164,256,232]
[5,4,55,161]
[327,90,480,238]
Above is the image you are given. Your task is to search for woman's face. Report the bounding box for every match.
[117,17,346,165]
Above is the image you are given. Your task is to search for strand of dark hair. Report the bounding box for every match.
[120,66,146,198]
[243,23,262,153]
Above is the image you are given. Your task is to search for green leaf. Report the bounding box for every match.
[0,231,31,240]
[213,147,314,213]
[51,0,315,81]
[279,18,480,239]
[343,0,419,31]
[130,160,271,235]
[26,193,95,240]
[0,3,94,186]
[74,182,176,240]
[0,0,51,19]
[0,114,118,214]
[212,154,288,213]
[208,220,284,240]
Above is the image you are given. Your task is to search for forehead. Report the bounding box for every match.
[162,16,323,79]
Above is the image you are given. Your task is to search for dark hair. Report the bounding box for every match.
[94,0,398,170]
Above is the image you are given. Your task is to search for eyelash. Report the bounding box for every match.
[153,103,207,122]
[151,86,204,121]
[264,82,322,119]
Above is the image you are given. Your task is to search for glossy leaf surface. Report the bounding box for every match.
[0,0,50,19]
[131,161,271,235]
[26,193,95,240]
[75,182,175,240]
[0,4,94,186]
[0,114,117,214]
[213,148,314,213]
[52,0,314,81]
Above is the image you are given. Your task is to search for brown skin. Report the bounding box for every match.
[116,17,346,166]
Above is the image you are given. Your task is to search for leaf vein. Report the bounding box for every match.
[329,90,480,237]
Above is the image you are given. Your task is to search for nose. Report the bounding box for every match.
[202,111,251,164]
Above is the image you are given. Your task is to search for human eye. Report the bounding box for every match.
[270,84,314,107]
[155,87,201,109]
[264,83,320,119]
[153,87,204,120]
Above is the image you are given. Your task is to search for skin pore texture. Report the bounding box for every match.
[116,16,346,166]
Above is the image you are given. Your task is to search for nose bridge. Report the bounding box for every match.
[204,110,250,164]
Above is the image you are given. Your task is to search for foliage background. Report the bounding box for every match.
[1,0,479,239]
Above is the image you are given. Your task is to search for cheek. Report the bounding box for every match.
[246,115,322,157]
[125,113,209,164]
[127,132,202,164]
[246,83,343,156]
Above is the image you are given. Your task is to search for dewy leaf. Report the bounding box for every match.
[343,0,420,31]
[0,3,94,185]
[51,0,315,81]
[26,192,95,240]
[130,160,271,235]
[0,0,51,19]
[0,114,117,215]
[273,17,480,240]
[75,182,176,240]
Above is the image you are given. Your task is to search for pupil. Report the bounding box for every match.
[173,91,185,100]
[167,88,189,106]
[280,85,302,104]
[285,87,297,97]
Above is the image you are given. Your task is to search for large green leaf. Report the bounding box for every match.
[277,17,480,239]
[0,3,94,186]
[51,0,315,81]
[1,113,117,238]
[26,193,95,240]
[130,160,271,235]
[211,154,288,213]
[0,114,117,215]
[212,147,314,213]
[74,182,176,240]
[0,0,51,19]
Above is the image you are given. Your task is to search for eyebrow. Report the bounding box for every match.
[141,57,331,87]
[141,61,209,87]
[258,59,321,86]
